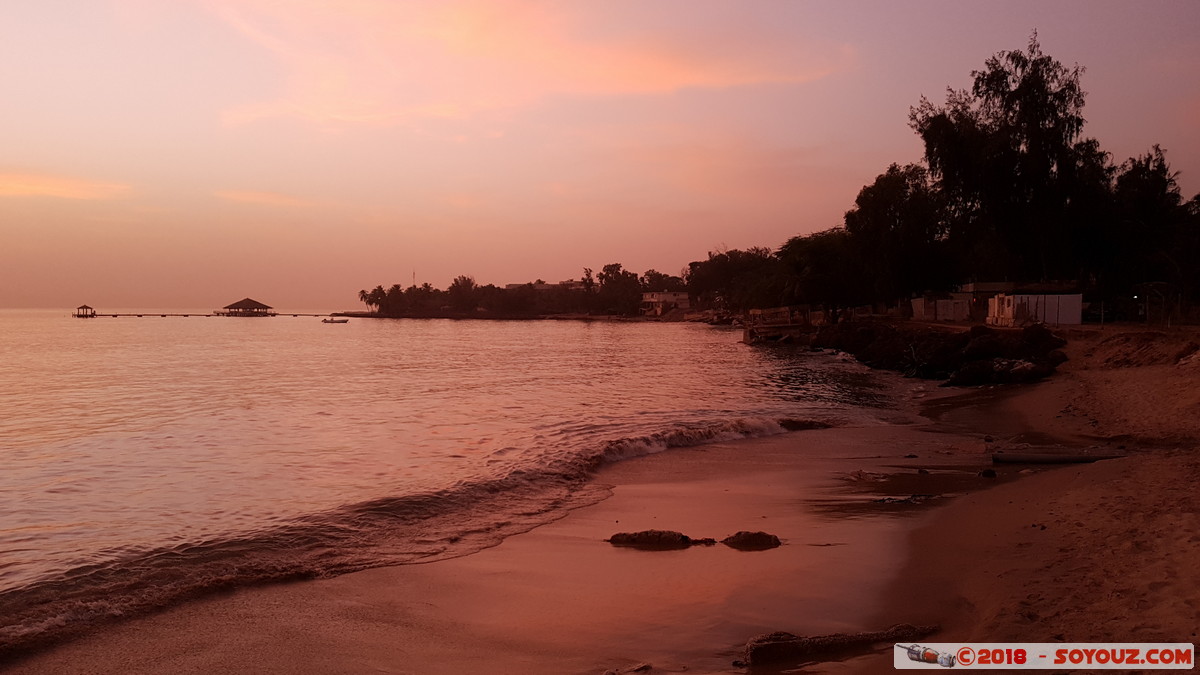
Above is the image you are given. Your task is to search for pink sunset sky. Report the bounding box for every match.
[2,0,1198,309]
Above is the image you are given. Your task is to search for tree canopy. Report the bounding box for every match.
[356,34,1199,323]
[774,32,1199,317]
[909,32,1091,281]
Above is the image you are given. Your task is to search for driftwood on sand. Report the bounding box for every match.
[739,623,939,666]
[991,452,1125,464]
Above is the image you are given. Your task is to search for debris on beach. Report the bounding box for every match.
[738,623,939,666]
[843,469,889,482]
[603,663,652,674]
[945,357,1055,386]
[872,494,939,505]
[721,531,781,550]
[606,530,715,550]
[991,451,1125,464]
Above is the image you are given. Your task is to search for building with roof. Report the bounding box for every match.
[987,293,1082,327]
[216,298,276,317]
[640,292,690,317]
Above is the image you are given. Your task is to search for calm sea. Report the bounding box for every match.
[0,310,888,655]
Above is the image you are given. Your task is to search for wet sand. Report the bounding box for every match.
[849,327,1200,672]
[8,327,1198,673]
[7,415,1002,674]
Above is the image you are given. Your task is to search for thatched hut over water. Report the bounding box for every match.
[216,298,275,317]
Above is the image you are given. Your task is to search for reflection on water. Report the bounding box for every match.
[0,311,891,654]
[754,344,889,406]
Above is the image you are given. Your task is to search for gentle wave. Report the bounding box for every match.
[0,416,831,659]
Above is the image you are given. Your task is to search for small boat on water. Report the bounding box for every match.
[322,318,350,324]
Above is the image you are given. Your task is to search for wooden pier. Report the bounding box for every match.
[81,313,336,318]
[74,297,344,319]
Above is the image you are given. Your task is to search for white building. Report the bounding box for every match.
[987,293,1082,327]
[640,292,690,316]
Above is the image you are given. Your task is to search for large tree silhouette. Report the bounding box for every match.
[909,32,1091,282]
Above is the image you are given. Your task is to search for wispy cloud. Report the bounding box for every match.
[214,189,316,207]
[205,0,855,126]
[0,173,130,200]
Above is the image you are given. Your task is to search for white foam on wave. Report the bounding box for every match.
[589,417,794,466]
[0,415,837,660]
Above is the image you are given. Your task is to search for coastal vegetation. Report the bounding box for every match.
[355,264,685,318]
[360,35,1199,321]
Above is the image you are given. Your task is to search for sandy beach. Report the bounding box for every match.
[851,326,1200,671]
[6,326,1198,674]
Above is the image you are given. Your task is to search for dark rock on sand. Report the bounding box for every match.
[979,468,998,478]
[721,531,781,550]
[744,623,939,665]
[606,530,714,550]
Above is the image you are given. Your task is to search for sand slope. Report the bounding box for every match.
[854,326,1200,672]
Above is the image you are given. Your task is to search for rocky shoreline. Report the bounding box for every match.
[808,321,1068,386]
